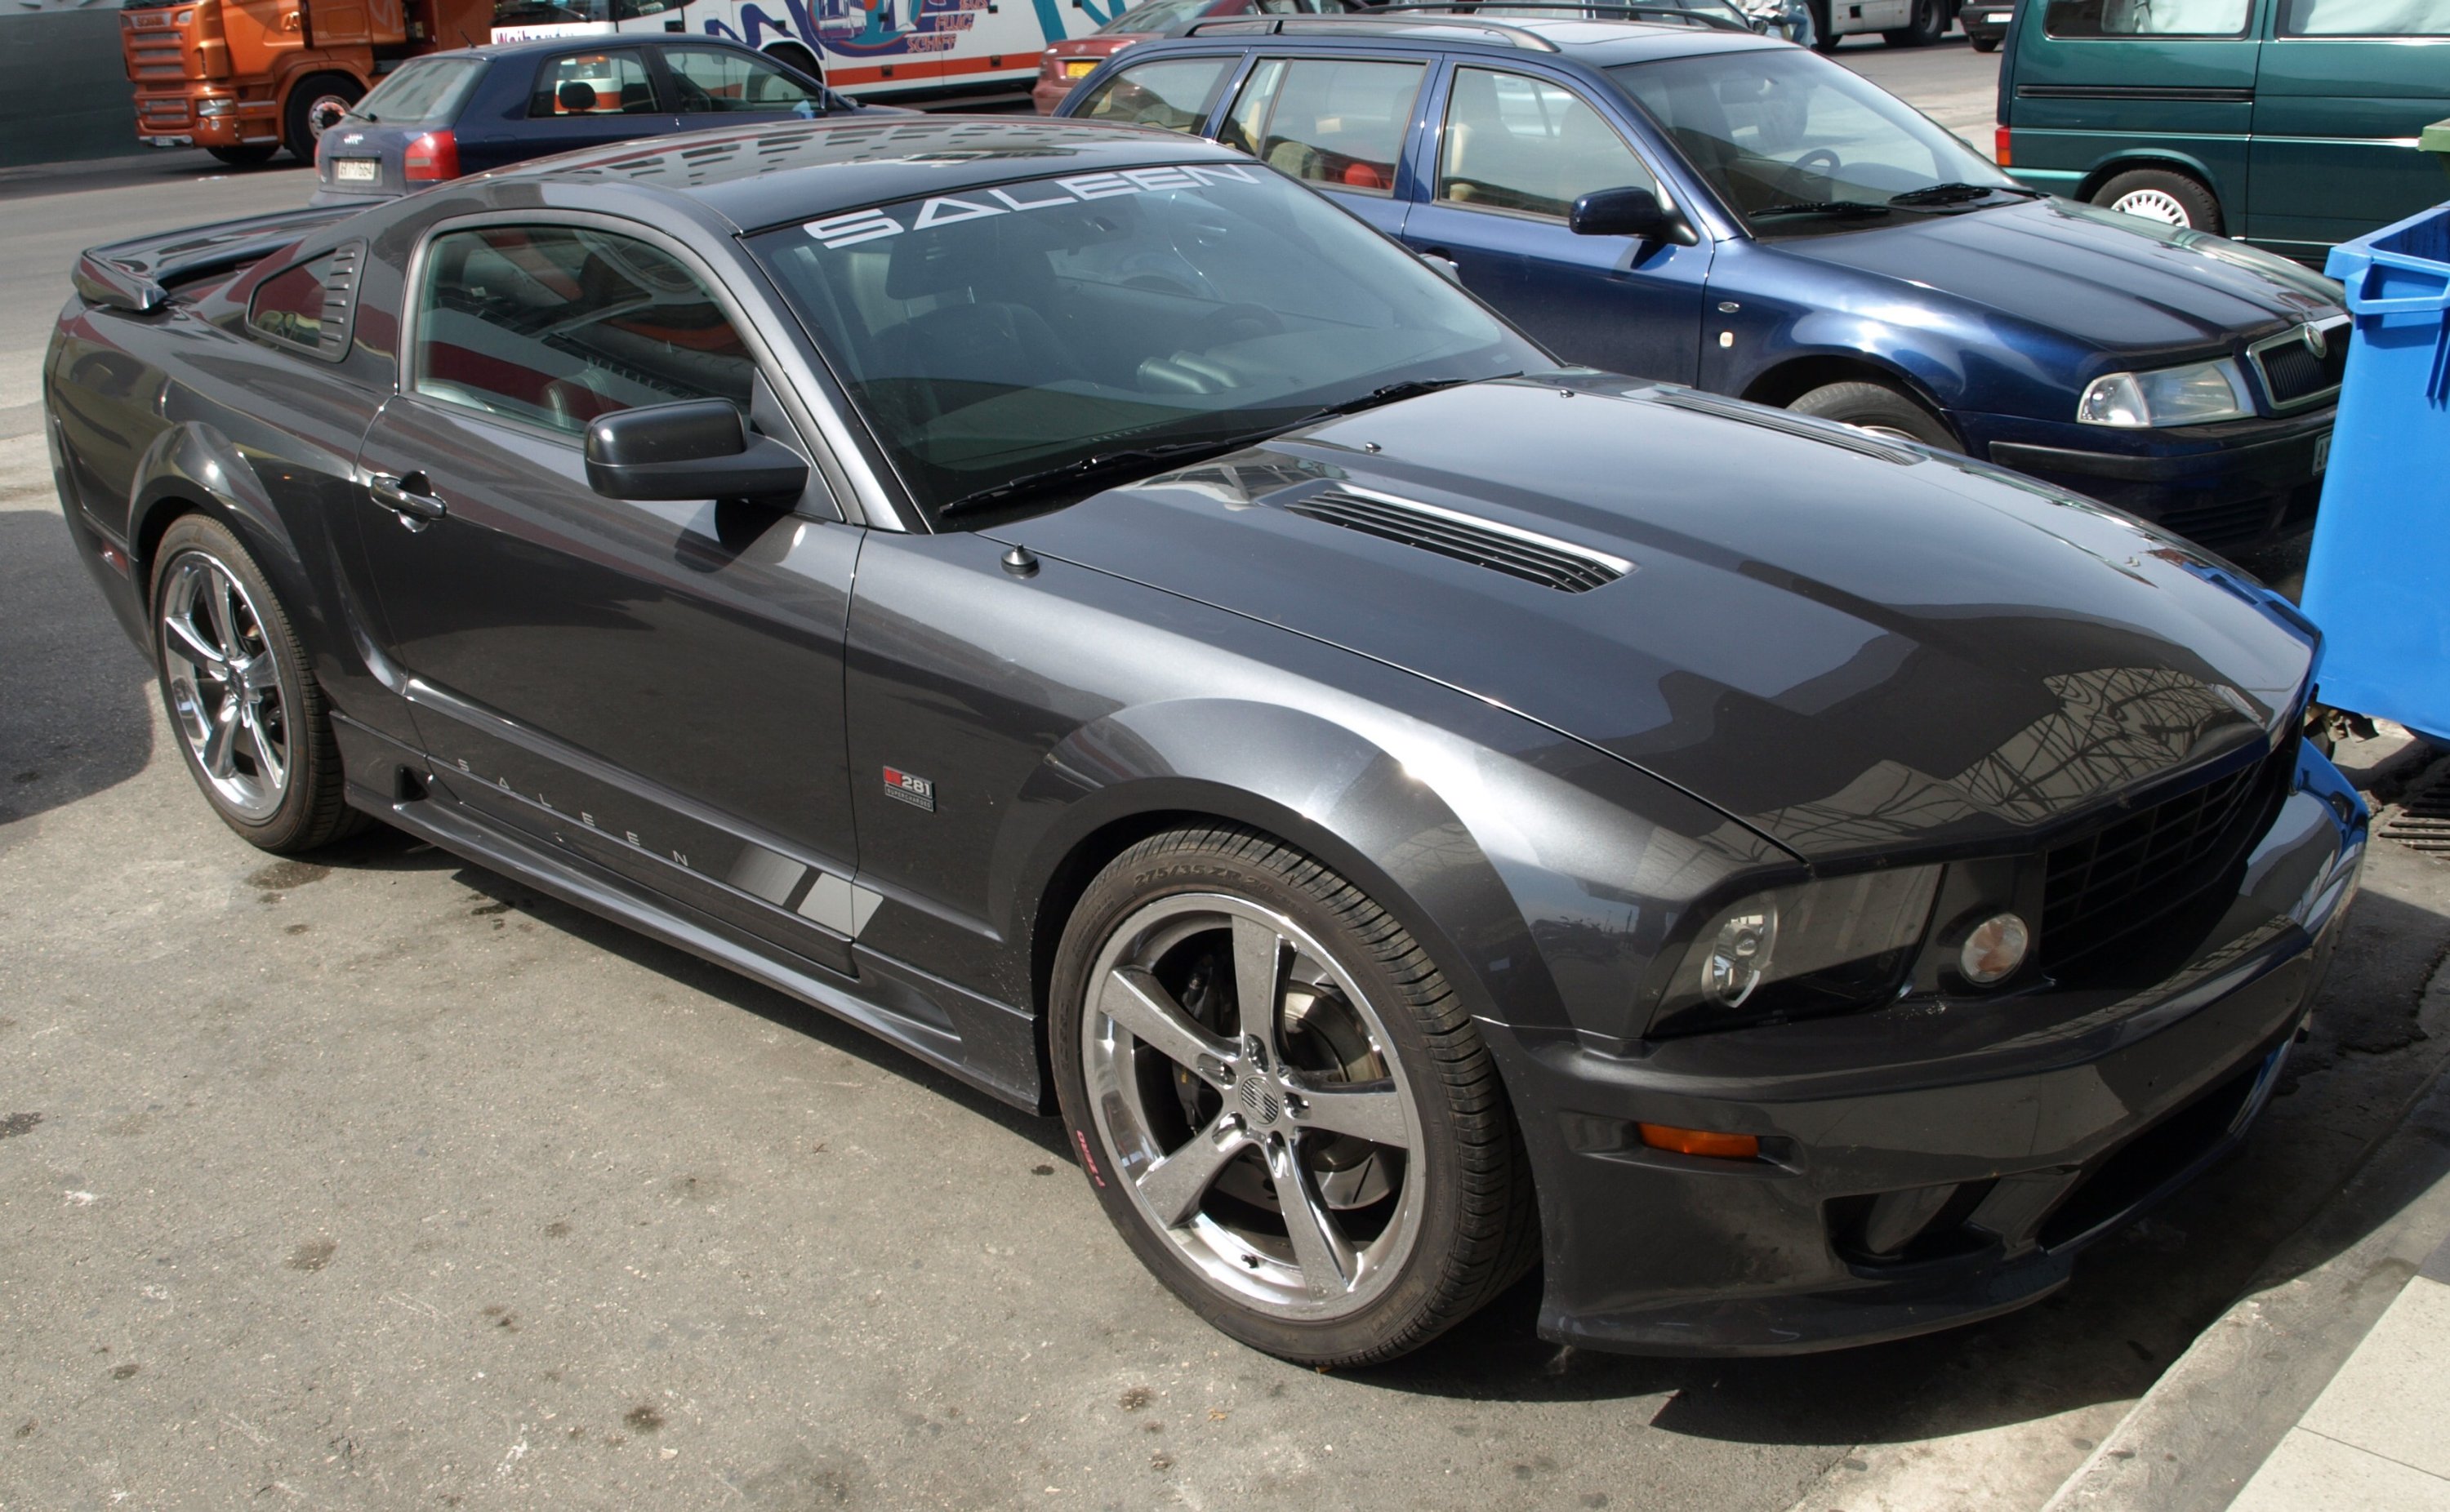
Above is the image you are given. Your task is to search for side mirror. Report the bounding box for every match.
[1570,186,1699,247]
[583,399,810,504]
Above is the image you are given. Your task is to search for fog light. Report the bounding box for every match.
[1704,905,1777,1007]
[1638,1123,1761,1160]
[1959,912,2030,985]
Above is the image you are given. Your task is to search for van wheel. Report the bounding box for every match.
[1788,380,1958,451]
[1883,0,1948,44]
[2093,169,2223,235]
[283,73,363,162]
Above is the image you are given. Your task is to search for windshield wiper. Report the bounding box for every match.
[1886,181,2040,207]
[1750,200,1894,221]
[1298,373,1513,421]
[934,436,1271,519]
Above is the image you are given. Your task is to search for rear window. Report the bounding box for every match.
[350,56,485,127]
[2042,0,2252,35]
[2278,0,2450,32]
[246,246,362,360]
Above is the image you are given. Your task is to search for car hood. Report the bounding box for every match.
[1000,376,2314,862]
[1770,197,2345,358]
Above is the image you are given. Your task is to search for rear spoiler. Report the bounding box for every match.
[74,204,363,314]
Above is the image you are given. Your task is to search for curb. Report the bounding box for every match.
[2041,1064,2450,1512]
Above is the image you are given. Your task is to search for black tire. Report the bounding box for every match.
[1970,31,1999,50]
[282,73,363,162]
[1788,380,1960,451]
[1048,826,1537,1367]
[205,144,279,167]
[1883,0,1947,44]
[1809,0,1842,49]
[149,515,363,853]
[2091,167,2224,235]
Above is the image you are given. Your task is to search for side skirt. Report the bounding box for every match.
[358,766,1044,1113]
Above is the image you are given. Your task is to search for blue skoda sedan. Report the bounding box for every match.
[1058,14,2349,552]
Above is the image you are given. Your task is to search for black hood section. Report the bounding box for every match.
[1001,377,2314,863]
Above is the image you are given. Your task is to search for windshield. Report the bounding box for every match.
[350,56,486,125]
[1098,0,1212,31]
[1609,49,2018,234]
[751,163,1539,520]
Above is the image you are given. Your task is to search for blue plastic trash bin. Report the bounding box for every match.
[2299,202,2450,747]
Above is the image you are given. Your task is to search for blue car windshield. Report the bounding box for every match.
[1610,49,2020,234]
[751,164,1539,517]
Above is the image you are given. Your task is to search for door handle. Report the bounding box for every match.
[369,471,448,530]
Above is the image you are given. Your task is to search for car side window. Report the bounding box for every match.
[2278,0,2450,32]
[246,246,362,359]
[2042,0,2252,36]
[412,225,756,435]
[1437,68,1655,220]
[528,51,659,117]
[1071,57,1233,132]
[1227,57,1424,194]
[664,45,826,113]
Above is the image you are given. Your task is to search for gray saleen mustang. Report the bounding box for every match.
[49,117,2363,1364]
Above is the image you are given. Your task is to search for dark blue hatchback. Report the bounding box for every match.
[1058,14,2350,551]
[310,38,866,210]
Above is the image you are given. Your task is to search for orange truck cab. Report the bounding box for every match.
[121,0,493,164]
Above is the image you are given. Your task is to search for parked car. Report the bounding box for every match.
[1961,0,2010,47]
[310,37,866,207]
[1997,0,2450,256]
[53,116,2363,1364]
[1061,16,2350,552]
[1033,0,1350,114]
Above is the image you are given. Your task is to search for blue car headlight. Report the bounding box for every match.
[2078,358,2252,427]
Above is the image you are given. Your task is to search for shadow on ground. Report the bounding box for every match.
[0,507,153,830]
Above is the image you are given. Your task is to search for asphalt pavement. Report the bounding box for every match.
[6,42,2450,1512]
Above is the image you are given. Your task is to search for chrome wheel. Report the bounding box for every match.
[1081,892,1424,1321]
[2110,188,2192,227]
[159,549,291,821]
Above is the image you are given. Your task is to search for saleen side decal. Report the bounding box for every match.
[804,164,1261,250]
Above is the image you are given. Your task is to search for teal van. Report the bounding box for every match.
[1998,0,2450,259]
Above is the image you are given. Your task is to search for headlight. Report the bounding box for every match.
[197,97,234,117]
[2077,359,2252,427]
[1649,866,1942,1036]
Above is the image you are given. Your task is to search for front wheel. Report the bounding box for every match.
[205,144,278,167]
[283,73,363,162]
[1788,380,1959,451]
[150,515,362,852]
[1049,828,1536,1367]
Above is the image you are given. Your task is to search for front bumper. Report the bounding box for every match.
[1964,407,2333,554]
[1490,746,2364,1355]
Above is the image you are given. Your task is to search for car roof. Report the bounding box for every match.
[1160,13,1787,64]
[488,115,1267,231]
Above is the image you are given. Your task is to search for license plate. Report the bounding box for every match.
[1064,59,1098,77]
[333,158,379,183]
[2314,431,2332,473]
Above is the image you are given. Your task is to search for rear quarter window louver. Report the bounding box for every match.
[1279,487,1631,594]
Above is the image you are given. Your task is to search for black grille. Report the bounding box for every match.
[2155,495,2280,552]
[2251,324,2349,407]
[2041,734,2295,972]
[1281,489,1628,594]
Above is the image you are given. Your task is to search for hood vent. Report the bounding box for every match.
[1644,388,1923,465]
[1281,487,1631,594]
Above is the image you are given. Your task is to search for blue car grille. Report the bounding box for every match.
[2248,319,2350,411]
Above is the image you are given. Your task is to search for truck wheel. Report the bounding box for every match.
[1788,380,1958,451]
[283,73,363,162]
[2093,169,2224,235]
[1809,0,1842,49]
[1883,0,1948,45]
[206,145,279,167]
[1049,826,1538,1367]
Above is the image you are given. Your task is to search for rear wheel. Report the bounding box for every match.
[1809,0,1843,49]
[1883,0,1948,45]
[1970,31,1999,50]
[283,73,363,162]
[1788,380,1959,451]
[1049,827,1536,1367]
[2092,168,2223,235]
[150,515,361,853]
[205,144,278,167]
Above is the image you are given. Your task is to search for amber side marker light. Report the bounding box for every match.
[1638,1123,1762,1161]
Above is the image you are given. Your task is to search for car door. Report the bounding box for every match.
[2249,0,2450,250]
[1400,63,1708,384]
[1212,53,1434,239]
[654,42,836,126]
[457,47,674,175]
[351,216,868,973]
